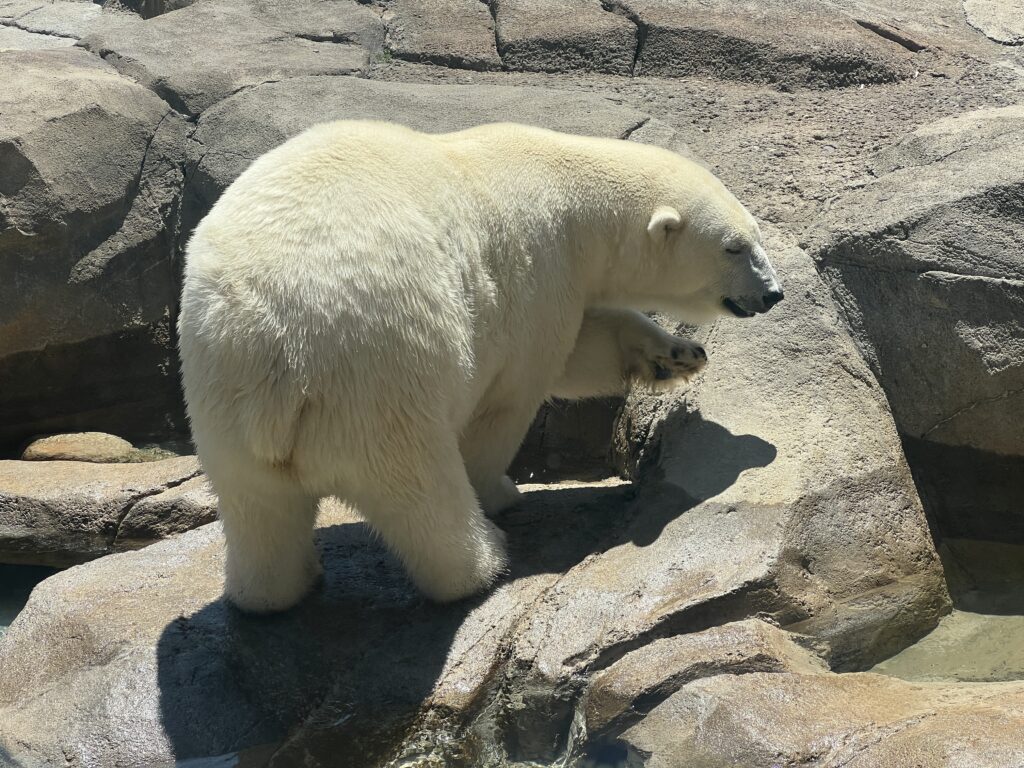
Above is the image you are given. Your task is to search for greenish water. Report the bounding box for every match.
[0,564,59,637]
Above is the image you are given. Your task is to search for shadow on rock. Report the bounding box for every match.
[156,414,774,766]
[628,410,777,547]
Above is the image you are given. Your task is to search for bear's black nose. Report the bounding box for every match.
[762,290,785,309]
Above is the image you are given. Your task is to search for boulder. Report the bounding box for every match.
[0,0,108,41]
[964,0,1024,46]
[78,0,383,116]
[581,619,826,739]
[0,456,202,566]
[383,0,502,71]
[617,671,1024,767]
[806,105,1024,542]
[0,483,631,766]
[493,0,637,75]
[21,432,135,463]
[610,0,919,88]
[0,47,189,451]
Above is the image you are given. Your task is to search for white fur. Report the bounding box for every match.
[178,121,780,611]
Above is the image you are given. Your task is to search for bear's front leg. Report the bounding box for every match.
[549,308,708,399]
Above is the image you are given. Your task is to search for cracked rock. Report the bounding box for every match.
[493,0,637,75]
[0,47,189,450]
[617,671,1024,767]
[615,0,918,88]
[383,0,502,71]
[0,455,201,566]
[806,106,1024,542]
[964,0,1024,46]
[78,0,381,116]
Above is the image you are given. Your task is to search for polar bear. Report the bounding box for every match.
[178,121,783,612]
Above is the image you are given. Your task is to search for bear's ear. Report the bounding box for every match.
[647,206,684,241]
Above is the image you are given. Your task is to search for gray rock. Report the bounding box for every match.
[114,474,217,549]
[0,47,189,450]
[493,0,637,75]
[0,23,75,50]
[21,432,135,463]
[0,484,626,766]
[0,0,108,40]
[617,671,1024,767]
[964,0,1024,46]
[383,0,502,71]
[78,0,382,116]
[614,0,918,88]
[581,619,826,739]
[806,106,1024,542]
[0,456,202,566]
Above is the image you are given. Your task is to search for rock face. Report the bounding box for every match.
[807,105,1024,543]
[0,456,206,566]
[0,46,189,450]
[78,0,383,117]
[615,0,919,87]
[964,0,1024,45]
[617,671,1024,767]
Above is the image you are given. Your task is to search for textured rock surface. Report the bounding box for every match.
[21,432,135,463]
[964,0,1024,45]
[618,672,1024,767]
[806,105,1024,542]
[616,0,918,87]
[0,456,201,566]
[78,0,382,116]
[494,0,637,75]
[0,47,189,450]
[383,0,501,70]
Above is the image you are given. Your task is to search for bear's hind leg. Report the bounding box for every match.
[353,437,509,602]
[216,478,321,613]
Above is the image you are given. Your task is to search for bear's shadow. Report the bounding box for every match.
[155,413,775,766]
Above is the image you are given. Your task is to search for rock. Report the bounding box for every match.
[113,474,218,550]
[0,47,190,451]
[21,432,135,463]
[383,0,502,71]
[612,0,919,88]
[581,619,826,738]
[0,456,202,566]
[78,0,383,116]
[617,671,1024,767]
[0,23,75,50]
[806,106,1024,542]
[964,0,1024,46]
[0,482,631,766]
[493,0,637,75]
[509,398,621,482]
[0,0,108,41]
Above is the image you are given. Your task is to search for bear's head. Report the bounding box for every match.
[635,173,783,325]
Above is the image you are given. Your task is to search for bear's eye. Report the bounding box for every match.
[724,245,744,255]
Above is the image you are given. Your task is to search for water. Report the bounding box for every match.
[871,538,1024,682]
[0,564,59,637]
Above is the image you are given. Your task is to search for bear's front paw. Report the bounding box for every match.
[628,335,708,392]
